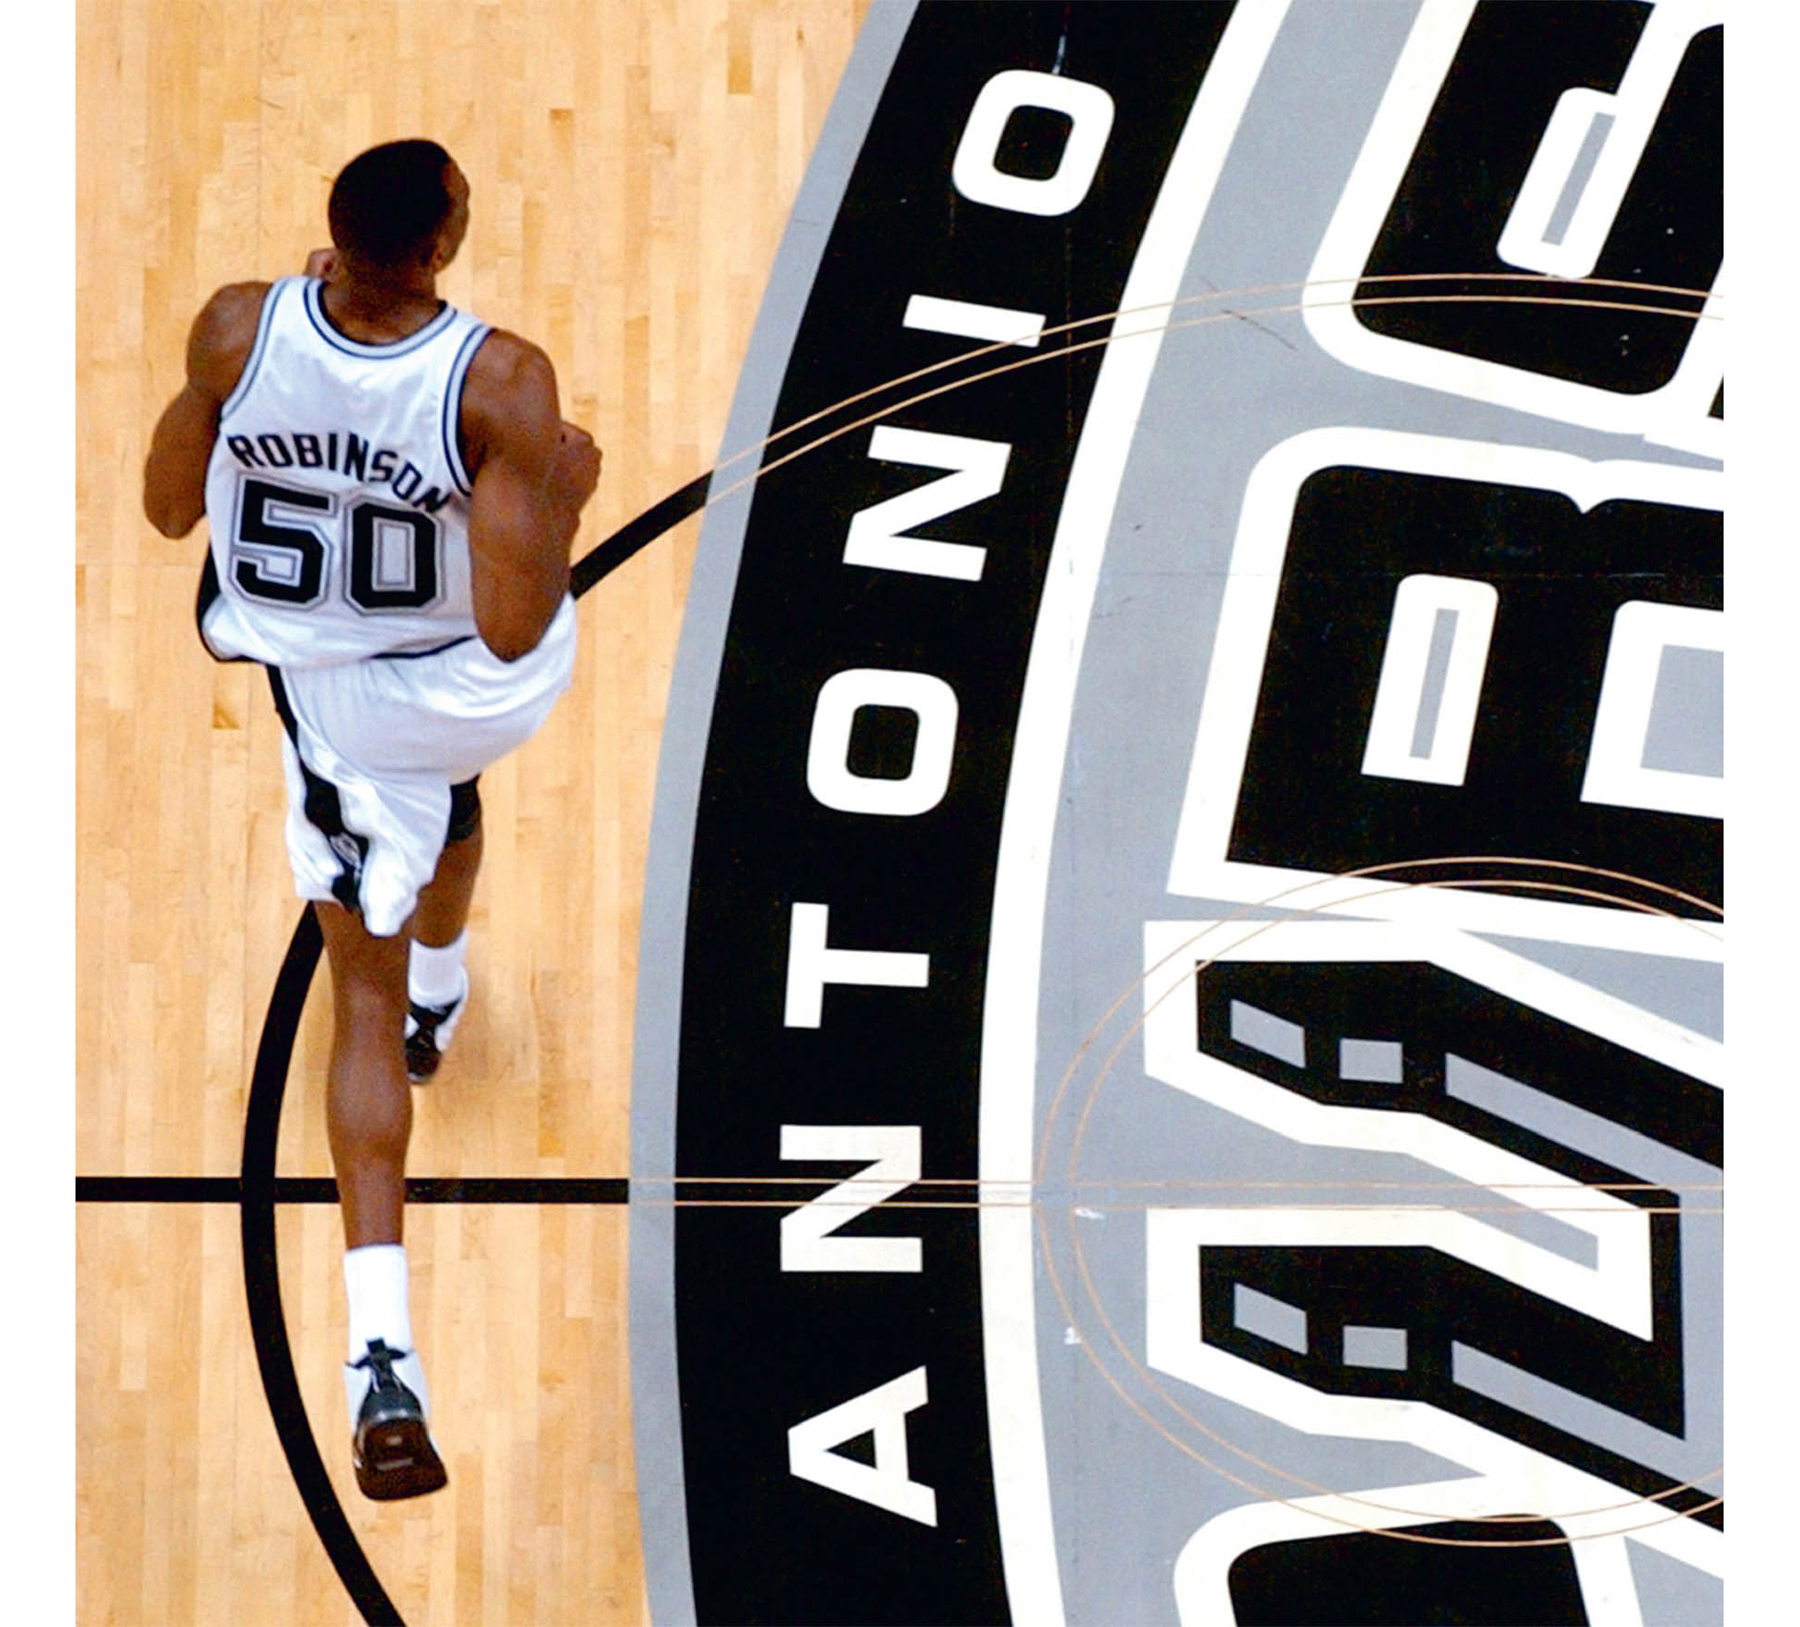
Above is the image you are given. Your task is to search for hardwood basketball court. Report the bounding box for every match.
[73,4,1766,1624]
[76,2,868,1620]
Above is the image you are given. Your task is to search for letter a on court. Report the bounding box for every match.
[787,1366,938,1526]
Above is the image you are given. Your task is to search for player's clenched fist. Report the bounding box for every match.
[554,422,602,508]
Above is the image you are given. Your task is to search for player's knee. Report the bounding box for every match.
[322,945,408,1022]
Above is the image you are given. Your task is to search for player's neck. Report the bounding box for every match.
[319,271,445,345]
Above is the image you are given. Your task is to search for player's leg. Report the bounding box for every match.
[413,796,482,949]
[405,778,482,1080]
[378,607,578,1084]
[315,898,448,1500]
[316,898,413,1244]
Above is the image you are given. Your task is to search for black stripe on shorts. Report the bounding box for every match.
[265,668,371,914]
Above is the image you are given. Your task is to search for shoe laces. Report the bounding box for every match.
[407,996,458,1040]
[352,1338,411,1395]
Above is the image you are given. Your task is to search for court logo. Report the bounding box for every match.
[641,2,1723,1623]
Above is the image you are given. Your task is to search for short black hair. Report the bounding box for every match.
[327,139,455,267]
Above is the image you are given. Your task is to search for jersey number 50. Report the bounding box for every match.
[228,477,443,614]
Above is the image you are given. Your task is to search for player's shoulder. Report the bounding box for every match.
[466,327,557,396]
[462,327,560,432]
[194,280,275,346]
[184,280,275,400]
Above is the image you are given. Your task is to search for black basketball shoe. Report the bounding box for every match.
[404,978,466,1083]
[349,1339,448,1501]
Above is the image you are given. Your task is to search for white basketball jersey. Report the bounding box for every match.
[200,275,491,667]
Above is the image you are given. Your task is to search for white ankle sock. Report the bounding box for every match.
[344,1244,430,1424]
[409,931,468,1008]
[344,1243,413,1358]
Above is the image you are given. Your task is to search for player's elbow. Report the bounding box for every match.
[476,608,548,663]
[142,458,205,537]
[143,488,200,538]
[482,632,541,664]
[473,566,567,662]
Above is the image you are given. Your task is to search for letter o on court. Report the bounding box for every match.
[807,669,959,816]
[951,69,1116,217]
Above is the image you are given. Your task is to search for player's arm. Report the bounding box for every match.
[142,282,269,538]
[460,332,602,662]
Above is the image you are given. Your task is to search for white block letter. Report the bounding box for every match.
[780,1125,922,1273]
[807,669,959,816]
[952,69,1116,217]
[903,294,1045,348]
[1496,0,1713,280]
[1581,599,1724,818]
[784,902,931,1029]
[1361,574,1499,786]
[843,426,1009,581]
[789,1367,938,1526]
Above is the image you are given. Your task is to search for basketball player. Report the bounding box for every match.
[142,140,601,1500]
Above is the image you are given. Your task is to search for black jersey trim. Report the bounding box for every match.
[301,277,460,359]
[370,635,478,662]
[441,324,488,497]
[194,551,254,664]
[219,279,286,421]
[265,665,298,740]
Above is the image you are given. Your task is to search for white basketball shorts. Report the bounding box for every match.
[268,597,578,937]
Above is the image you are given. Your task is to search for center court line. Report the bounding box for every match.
[75,1176,631,1203]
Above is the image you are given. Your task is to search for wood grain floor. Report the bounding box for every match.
[76,1,869,1620]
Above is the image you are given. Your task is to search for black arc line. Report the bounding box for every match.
[234,483,709,1627]
[235,905,406,1624]
[570,473,710,597]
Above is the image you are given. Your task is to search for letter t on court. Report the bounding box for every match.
[783,902,931,1028]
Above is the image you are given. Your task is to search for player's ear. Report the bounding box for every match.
[426,226,458,275]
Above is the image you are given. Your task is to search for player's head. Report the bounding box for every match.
[328,139,470,276]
